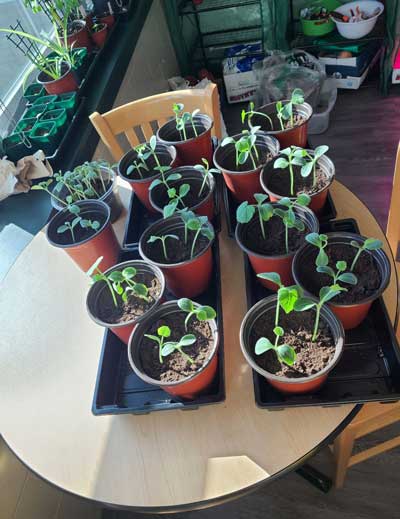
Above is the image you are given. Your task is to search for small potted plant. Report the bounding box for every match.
[128,299,219,399]
[86,256,166,345]
[149,159,219,221]
[33,160,123,222]
[241,89,313,148]
[235,193,319,289]
[157,103,214,165]
[292,232,391,329]
[45,200,120,272]
[98,12,116,28]
[63,19,93,52]
[240,273,345,394]
[90,22,108,47]
[213,126,280,202]
[261,145,334,215]
[139,211,215,297]
[118,136,177,212]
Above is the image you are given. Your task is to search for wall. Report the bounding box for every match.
[94,0,180,162]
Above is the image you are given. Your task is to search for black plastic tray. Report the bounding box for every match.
[92,241,225,415]
[122,175,223,248]
[223,182,337,238]
[244,218,400,409]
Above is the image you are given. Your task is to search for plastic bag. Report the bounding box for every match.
[253,49,326,109]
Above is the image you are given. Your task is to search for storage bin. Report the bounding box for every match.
[308,79,337,134]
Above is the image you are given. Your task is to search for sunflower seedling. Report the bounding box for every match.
[57,203,100,243]
[147,234,179,261]
[193,158,220,196]
[163,183,191,218]
[184,214,214,259]
[276,88,305,130]
[144,325,172,364]
[126,159,149,179]
[301,145,329,188]
[177,298,216,330]
[161,331,197,365]
[305,232,329,267]
[173,103,199,140]
[274,146,307,196]
[135,135,164,170]
[273,194,310,254]
[236,193,274,240]
[241,101,273,130]
[350,238,383,272]
[149,167,181,191]
[221,126,261,170]
[317,260,358,289]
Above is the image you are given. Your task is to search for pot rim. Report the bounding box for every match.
[213,132,280,176]
[37,61,72,86]
[149,166,216,214]
[156,113,213,146]
[138,215,215,268]
[250,101,313,135]
[86,259,166,329]
[118,144,177,185]
[292,231,391,307]
[235,203,319,260]
[46,199,110,249]
[127,300,219,387]
[260,150,335,200]
[92,22,107,32]
[240,294,344,384]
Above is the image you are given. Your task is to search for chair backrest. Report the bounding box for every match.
[386,142,400,336]
[89,83,222,161]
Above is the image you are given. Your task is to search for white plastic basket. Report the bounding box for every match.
[332,1,384,39]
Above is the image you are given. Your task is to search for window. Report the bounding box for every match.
[0,0,52,136]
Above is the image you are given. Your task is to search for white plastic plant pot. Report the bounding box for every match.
[332,1,384,39]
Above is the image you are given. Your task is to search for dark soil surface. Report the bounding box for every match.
[124,152,172,181]
[298,243,382,304]
[250,308,335,378]
[252,110,306,133]
[220,148,273,173]
[52,211,107,246]
[160,120,207,142]
[34,129,51,137]
[150,176,210,210]
[140,310,214,382]
[240,214,309,256]
[264,159,330,197]
[97,271,162,324]
[143,227,210,264]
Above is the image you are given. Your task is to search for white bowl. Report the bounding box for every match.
[332,1,384,39]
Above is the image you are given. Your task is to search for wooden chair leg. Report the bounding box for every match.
[333,428,355,489]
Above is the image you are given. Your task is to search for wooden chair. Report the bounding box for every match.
[332,143,400,488]
[89,83,222,162]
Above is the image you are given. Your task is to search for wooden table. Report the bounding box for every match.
[0,180,397,513]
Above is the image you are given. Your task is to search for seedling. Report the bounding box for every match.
[172,103,199,140]
[317,260,358,288]
[147,234,179,261]
[149,168,181,192]
[144,325,172,364]
[236,193,274,239]
[184,214,214,259]
[274,146,307,196]
[126,159,149,179]
[305,233,329,267]
[255,328,296,367]
[163,183,191,218]
[273,194,310,254]
[161,332,197,365]
[177,298,216,330]
[350,238,383,272]
[276,88,305,130]
[301,145,329,188]
[241,101,273,130]
[87,257,151,309]
[32,178,67,206]
[134,135,165,175]
[221,126,261,170]
[57,203,100,242]
[193,158,220,196]
[295,285,344,341]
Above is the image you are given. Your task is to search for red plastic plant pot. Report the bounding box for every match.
[292,232,391,330]
[118,143,177,212]
[85,13,94,30]
[91,23,108,48]
[46,200,120,272]
[37,62,79,95]
[236,204,319,291]
[149,166,215,221]
[250,101,313,149]
[261,150,335,215]
[157,113,213,166]
[240,294,344,394]
[128,301,219,399]
[65,20,93,52]
[138,216,214,298]
[213,132,280,203]
[98,14,115,28]
[86,259,166,345]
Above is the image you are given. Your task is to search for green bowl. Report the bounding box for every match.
[300,0,341,36]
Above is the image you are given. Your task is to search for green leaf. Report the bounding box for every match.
[300,162,313,178]
[201,226,215,241]
[363,238,383,250]
[221,137,235,147]
[293,219,305,232]
[291,88,304,104]
[255,337,274,355]
[259,203,274,221]
[274,157,289,169]
[179,183,190,197]
[86,256,103,277]
[238,151,248,165]
[178,298,194,312]
[113,283,123,295]
[108,271,124,283]
[314,145,329,158]
[147,235,159,243]
[257,272,282,287]
[166,173,182,182]
[350,240,361,249]
[179,334,196,346]
[68,204,80,215]
[144,334,160,343]
[292,157,305,167]
[161,342,176,356]
[305,233,321,247]
[198,305,216,320]
[293,148,307,158]
[317,265,335,277]
[149,178,162,190]
[187,217,201,231]
[336,261,347,272]
[57,224,68,233]
[197,309,207,321]
[133,283,148,297]
[163,201,179,219]
[279,197,291,207]
[236,201,255,223]
[278,287,299,314]
[316,249,329,267]
[296,193,311,207]
[167,187,177,199]
[319,286,342,304]
[277,344,296,366]
[122,291,128,303]
[294,297,315,312]
[92,220,100,231]
[254,193,268,205]
[337,273,358,285]
[274,326,284,337]
[149,135,157,151]
[158,325,171,338]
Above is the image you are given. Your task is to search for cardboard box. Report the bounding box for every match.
[223,69,259,104]
[318,41,381,77]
